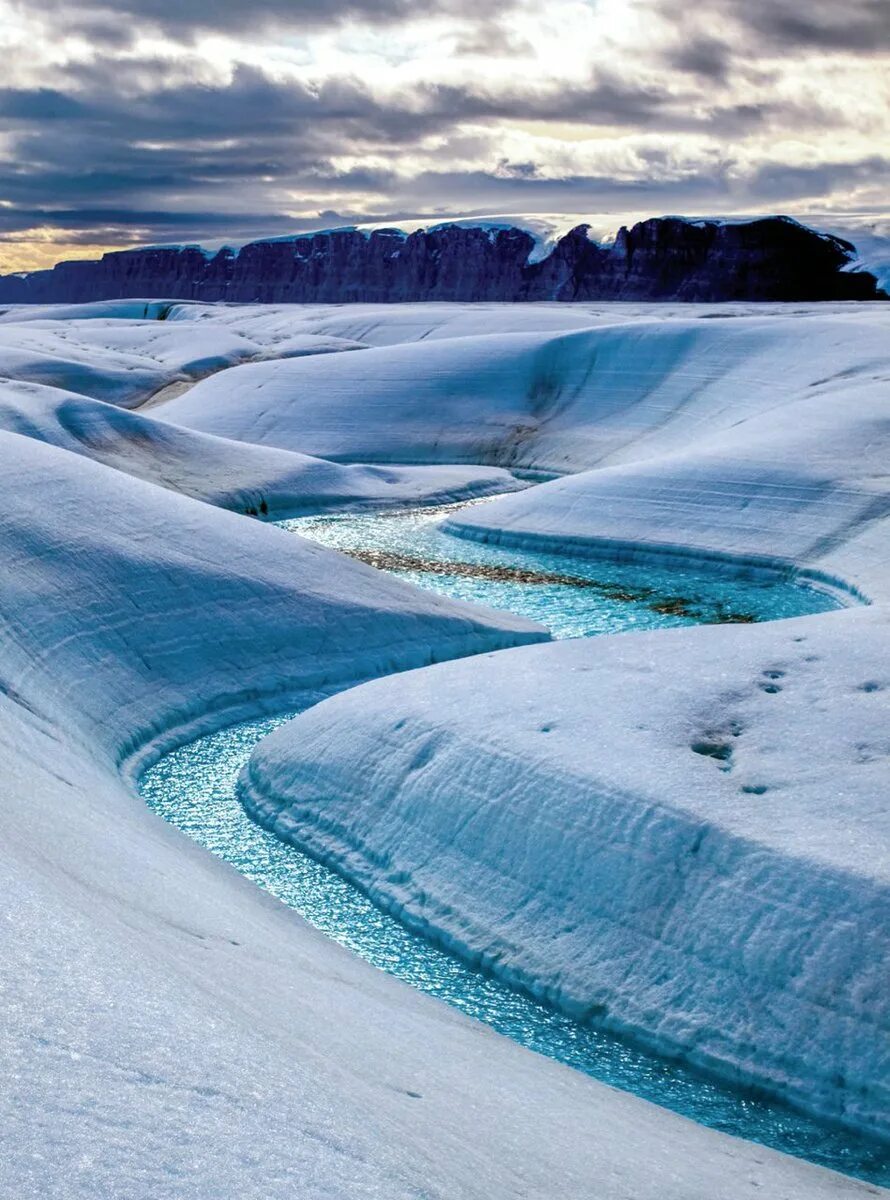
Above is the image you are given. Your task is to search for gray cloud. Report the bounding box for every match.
[742,0,890,52]
[452,19,536,57]
[660,0,890,54]
[663,37,732,81]
[0,0,887,263]
[24,0,513,42]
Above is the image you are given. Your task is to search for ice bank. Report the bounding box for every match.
[240,607,890,1140]
[160,307,890,479]
[0,378,522,517]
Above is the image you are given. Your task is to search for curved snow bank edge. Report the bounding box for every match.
[119,627,547,786]
[253,469,529,524]
[442,519,868,607]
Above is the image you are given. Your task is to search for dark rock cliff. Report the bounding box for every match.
[0,216,882,305]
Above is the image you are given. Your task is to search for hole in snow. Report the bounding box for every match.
[407,739,437,772]
[690,740,734,768]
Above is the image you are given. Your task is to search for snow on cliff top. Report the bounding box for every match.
[139,210,888,282]
[146,212,612,264]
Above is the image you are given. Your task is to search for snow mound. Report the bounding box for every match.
[163,297,612,348]
[158,308,890,478]
[240,606,890,1140]
[0,314,366,408]
[0,298,183,323]
[0,316,265,405]
[0,432,544,759]
[0,378,523,515]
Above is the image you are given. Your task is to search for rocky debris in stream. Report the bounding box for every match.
[341,547,758,623]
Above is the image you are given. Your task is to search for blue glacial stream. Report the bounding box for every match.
[139,499,888,1186]
[279,500,841,634]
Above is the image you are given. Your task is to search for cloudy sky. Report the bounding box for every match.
[0,0,887,270]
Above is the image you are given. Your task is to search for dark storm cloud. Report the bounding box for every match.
[742,155,890,202]
[0,88,85,120]
[663,37,732,81]
[298,153,890,220]
[660,0,890,55]
[26,0,512,42]
[742,0,890,52]
[0,50,858,252]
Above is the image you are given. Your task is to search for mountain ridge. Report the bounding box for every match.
[0,215,883,304]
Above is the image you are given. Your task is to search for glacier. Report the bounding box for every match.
[0,296,886,1197]
[214,302,890,1140]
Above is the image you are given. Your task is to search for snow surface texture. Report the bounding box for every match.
[160,303,890,595]
[242,609,890,1140]
[160,303,887,477]
[0,310,364,407]
[0,428,866,1199]
[1,300,887,1196]
[220,300,890,1142]
[0,378,521,517]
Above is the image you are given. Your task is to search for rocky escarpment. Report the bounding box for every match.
[0,216,883,304]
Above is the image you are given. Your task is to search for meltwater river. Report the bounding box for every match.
[140,500,887,1185]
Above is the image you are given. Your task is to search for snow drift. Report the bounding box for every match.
[445,375,890,599]
[0,311,364,408]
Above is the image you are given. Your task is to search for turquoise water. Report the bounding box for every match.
[138,500,886,1184]
[280,502,839,637]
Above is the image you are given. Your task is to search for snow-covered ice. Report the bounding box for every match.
[0,308,365,408]
[0,298,887,1196]
[216,301,890,1143]
[241,607,890,1139]
[0,377,523,516]
[159,305,890,480]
